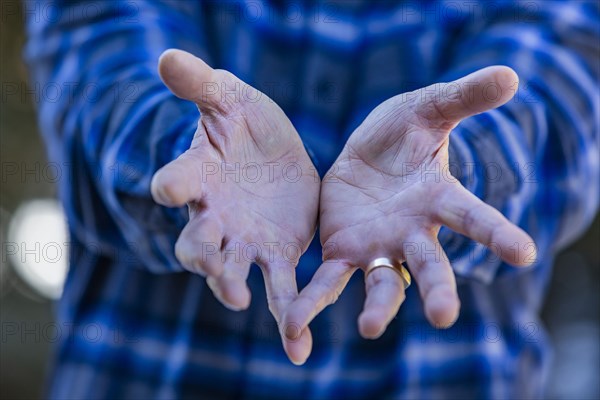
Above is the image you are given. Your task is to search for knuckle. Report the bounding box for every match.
[462,204,482,235]
[367,267,402,291]
[407,254,427,277]
[315,279,340,305]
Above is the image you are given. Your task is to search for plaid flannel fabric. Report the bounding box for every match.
[24,1,599,398]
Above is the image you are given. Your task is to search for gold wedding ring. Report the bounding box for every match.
[365,257,411,289]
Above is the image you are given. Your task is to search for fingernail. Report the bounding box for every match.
[284,323,301,341]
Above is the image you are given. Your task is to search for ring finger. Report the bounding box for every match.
[358,260,408,339]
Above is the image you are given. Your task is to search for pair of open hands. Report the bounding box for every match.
[151,49,535,365]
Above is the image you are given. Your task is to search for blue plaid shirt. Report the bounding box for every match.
[24,1,599,399]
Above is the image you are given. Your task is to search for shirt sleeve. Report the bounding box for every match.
[439,0,600,283]
[23,0,209,273]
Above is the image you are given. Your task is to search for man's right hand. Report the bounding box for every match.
[151,50,319,361]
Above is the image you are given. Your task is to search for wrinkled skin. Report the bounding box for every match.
[282,66,536,365]
[151,50,320,359]
[152,51,536,366]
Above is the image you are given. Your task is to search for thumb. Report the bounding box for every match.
[159,48,246,115]
[415,65,519,129]
[158,49,214,103]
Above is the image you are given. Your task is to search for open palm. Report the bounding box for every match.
[283,66,536,365]
[151,50,319,356]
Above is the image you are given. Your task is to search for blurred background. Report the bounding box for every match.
[1,2,598,399]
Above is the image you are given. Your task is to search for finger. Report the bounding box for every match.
[281,260,355,365]
[358,266,407,339]
[260,261,299,323]
[158,49,215,106]
[206,243,252,311]
[283,261,355,335]
[283,323,313,367]
[175,213,224,277]
[436,186,536,266]
[151,132,207,207]
[259,261,313,365]
[414,65,519,129]
[159,48,252,115]
[404,233,460,328]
